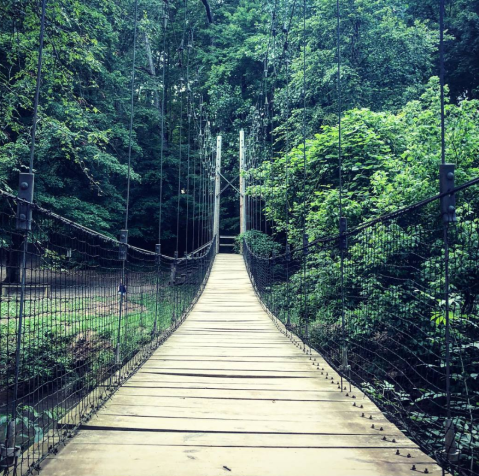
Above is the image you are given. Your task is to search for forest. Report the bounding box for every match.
[0,0,478,251]
[0,0,479,475]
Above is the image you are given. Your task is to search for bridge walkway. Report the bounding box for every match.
[42,254,442,476]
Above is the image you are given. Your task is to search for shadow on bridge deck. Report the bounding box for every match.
[41,254,443,476]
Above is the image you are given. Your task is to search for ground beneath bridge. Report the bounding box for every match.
[42,254,443,476]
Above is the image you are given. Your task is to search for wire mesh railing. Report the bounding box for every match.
[0,190,216,475]
[243,180,479,476]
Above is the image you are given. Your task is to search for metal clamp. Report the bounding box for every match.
[439,164,457,223]
[119,230,128,260]
[16,173,34,231]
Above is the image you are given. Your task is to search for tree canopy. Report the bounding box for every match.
[0,0,478,252]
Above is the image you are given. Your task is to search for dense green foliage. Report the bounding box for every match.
[252,78,479,243]
[1,0,479,251]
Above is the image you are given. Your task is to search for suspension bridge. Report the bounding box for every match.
[0,0,477,475]
[38,254,442,476]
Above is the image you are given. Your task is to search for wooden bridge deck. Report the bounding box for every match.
[43,254,443,476]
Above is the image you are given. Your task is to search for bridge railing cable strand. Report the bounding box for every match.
[0,190,216,476]
[243,180,479,476]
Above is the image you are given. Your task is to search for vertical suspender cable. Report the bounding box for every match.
[300,0,309,351]
[176,0,188,253]
[439,0,457,469]
[440,0,450,419]
[336,0,343,222]
[124,0,138,231]
[336,0,349,392]
[283,0,297,330]
[185,31,192,253]
[191,108,197,251]
[439,0,446,167]
[176,85,183,253]
[116,0,138,383]
[154,1,167,344]
[158,3,168,244]
[5,0,47,466]
[29,0,47,174]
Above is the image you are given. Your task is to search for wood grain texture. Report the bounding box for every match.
[42,254,444,476]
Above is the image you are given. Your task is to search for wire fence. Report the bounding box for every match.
[244,180,479,476]
[0,191,215,475]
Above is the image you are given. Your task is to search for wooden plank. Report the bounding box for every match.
[41,254,444,476]
[43,446,442,476]
[46,428,419,448]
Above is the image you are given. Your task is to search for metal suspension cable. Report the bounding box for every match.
[265,0,278,237]
[195,102,204,249]
[6,0,48,468]
[185,30,192,253]
[337,0,343,220]
[282,0,296,328]
[301,0,307,221]
[175,0,188,253]
[440,0,446,167]
[300,0,309,351]
[336,0,350,393]
[283,3,291,233]
[29,0,47,173]
[124,0,139,230]
[191,104,197,251]
[158,3,168,244]
[115,0,138,387]
[176,79,184,253]
[439,0,455,467]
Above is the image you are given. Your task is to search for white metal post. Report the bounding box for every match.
[214,136,222,253]
[240,130,246,240]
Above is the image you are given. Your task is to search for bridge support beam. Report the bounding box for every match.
[239,130,246,252]
[213,136,222,253]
